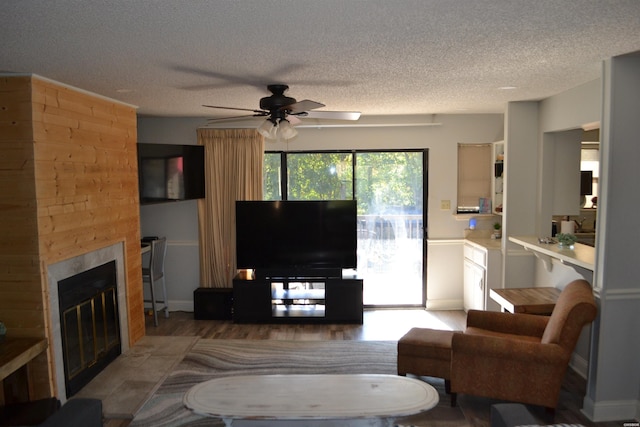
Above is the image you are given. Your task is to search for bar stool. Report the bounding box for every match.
[142,237,168,326]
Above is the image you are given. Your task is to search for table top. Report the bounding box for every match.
[489,287,561,315]
[184,374,439,421]
[0,337,48,382]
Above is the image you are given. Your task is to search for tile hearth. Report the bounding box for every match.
[74,335,198,420]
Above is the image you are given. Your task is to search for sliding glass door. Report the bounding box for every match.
[263,150,427,307]
[354,152,425,305]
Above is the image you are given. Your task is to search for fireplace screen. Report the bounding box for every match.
[58,260,121,397]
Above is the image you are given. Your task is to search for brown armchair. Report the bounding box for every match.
[450,279,597,410]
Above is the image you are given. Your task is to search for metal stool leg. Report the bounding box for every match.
[149,272,158,327]
[160,275,169,318]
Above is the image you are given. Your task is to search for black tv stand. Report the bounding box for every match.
[232,270,363,324]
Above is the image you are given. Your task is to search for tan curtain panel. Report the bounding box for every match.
[197,129,264,288]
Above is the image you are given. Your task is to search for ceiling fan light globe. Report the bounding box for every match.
[268,123,279,140]
[257,119,276,139]
[278,119,298,140]
[281,127,298,140]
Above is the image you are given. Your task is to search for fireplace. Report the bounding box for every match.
[58,260,121,397]
[47,242,130,401]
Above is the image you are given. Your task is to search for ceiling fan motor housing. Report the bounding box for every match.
[260,84,297,114]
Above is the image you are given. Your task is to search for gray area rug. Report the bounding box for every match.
[129,339,473,427]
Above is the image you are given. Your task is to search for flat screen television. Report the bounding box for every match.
[137,143,205,204]
[235,200,357,278]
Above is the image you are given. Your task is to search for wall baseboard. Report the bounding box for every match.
[426,299,464,311]
[168,299,194,313]
[582,395,640,422]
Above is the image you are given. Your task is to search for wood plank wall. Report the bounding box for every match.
[0,75,145,398]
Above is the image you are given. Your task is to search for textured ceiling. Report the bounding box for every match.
[2,0,640,119]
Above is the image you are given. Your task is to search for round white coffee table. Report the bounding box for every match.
[184,373,439,426]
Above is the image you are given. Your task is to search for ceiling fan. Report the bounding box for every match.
[203,84,361,141]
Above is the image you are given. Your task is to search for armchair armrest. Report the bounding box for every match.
[466,309,549,338]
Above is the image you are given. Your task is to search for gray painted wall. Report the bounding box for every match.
[137,114,505,310]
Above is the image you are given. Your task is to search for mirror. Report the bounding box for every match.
[574,130,599,246]
[550,129,598,246]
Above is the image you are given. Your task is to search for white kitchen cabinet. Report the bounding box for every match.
[464,257,485,311]
[463,240,502,311]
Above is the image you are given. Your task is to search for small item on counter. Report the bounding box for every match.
[479,198,492,214]
[556,233,578,249]
[561,220,575,235]
[538,237,557,244]
[492,222,502,239]
[0,321,6,341]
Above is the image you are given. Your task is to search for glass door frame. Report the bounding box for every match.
[264,148,429,308]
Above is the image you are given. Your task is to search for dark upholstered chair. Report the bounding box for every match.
[450,279,597,410]
[0,398,102,427]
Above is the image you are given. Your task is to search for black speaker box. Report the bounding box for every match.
[193,287,233,320]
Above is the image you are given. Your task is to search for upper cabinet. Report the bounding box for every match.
[492,141,504,215]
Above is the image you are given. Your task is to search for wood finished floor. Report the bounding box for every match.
[144,308,467,341]
[103,309,623,427]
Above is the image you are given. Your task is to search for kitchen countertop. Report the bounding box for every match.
[465,236,502,250]
[509,235,595,271]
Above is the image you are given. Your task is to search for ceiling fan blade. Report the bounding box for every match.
[305,111,362,121]
[286,115,302,126]
[285,99,325,114]
[203,105,268,115]
[207,114,261,122]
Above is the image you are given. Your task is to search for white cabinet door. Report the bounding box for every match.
[463,259,485,312]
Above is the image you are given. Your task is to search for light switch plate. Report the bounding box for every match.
[440,200,451,210]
